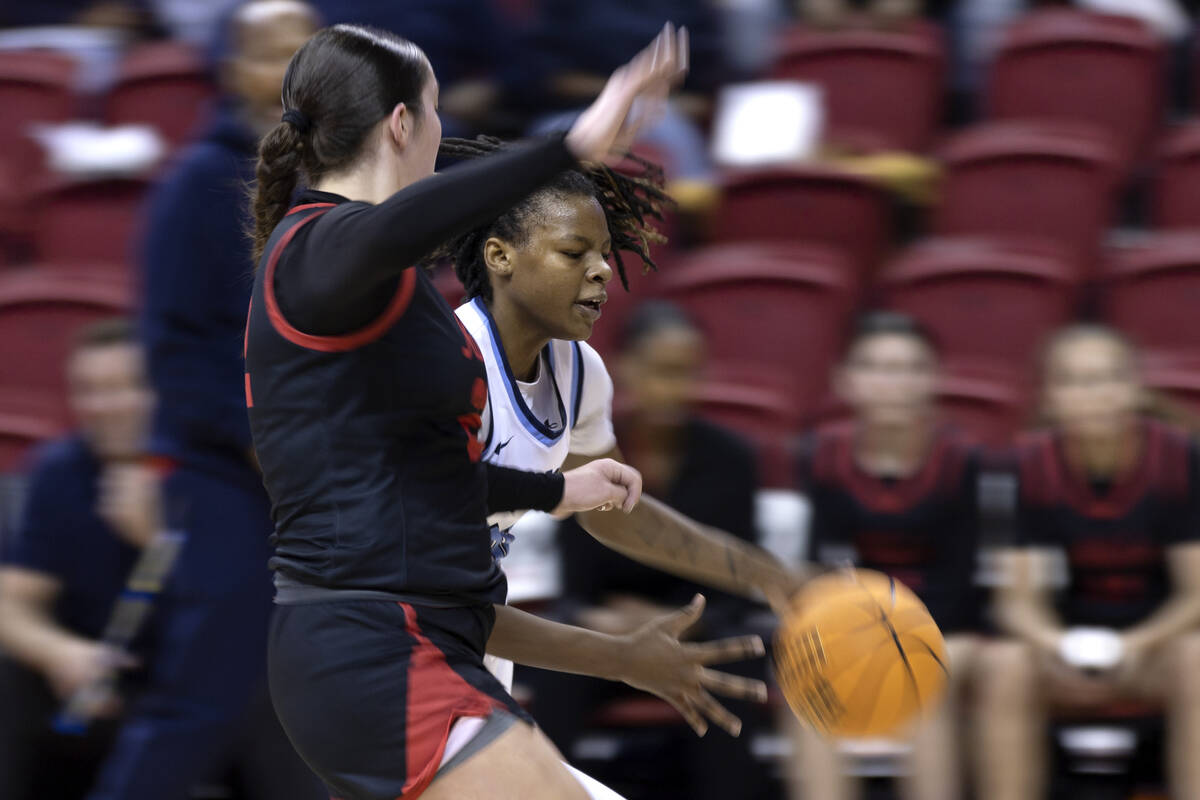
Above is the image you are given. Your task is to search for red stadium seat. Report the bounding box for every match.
[590,696,685,728]
[0,268,133,402]
[106,42,215,149]
[428,263,466,310]
[1100,233,1200,358]
[0,51,77,235]
[985,8,1166,169]
[936,360,1032,447]
[934,121,1121,273]
[771,20,947,153]
[1141,353,1200,423]
[712,165,891,278]
[31,177,149,265]
[1152,121,1200,229]
[659,242,858,421]
[877,236,1081,366]
[693,367,804,488]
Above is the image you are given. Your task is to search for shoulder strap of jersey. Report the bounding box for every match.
[570,341,585,430]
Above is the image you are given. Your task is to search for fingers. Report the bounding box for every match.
[699,668,769,702]
[689,634,766,665]
[666,695,709,738]
[626,23,686,96]
[694,688,744,737]
[615,462,642,513]
[660,593,705,637]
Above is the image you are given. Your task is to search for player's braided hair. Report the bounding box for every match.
[430,136,673,302]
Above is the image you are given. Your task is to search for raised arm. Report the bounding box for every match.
[277,23,689,335]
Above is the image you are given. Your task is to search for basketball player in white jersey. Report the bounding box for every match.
[436,139,809,795]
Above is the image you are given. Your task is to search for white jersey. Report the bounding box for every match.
[457,297,617,693]
[457,297,617,535]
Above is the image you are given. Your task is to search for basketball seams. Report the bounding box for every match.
[903,633,950,676]
[859,583,922,709]
[776,570,947,738]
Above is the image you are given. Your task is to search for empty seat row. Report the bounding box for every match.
[0,43,213,241]
[772,7,1167,174]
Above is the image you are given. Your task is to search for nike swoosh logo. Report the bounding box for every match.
[492,436,515,457]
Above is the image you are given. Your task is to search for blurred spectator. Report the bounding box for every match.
[305,0,515,136]
[0,1,151,31]
[981,324,1200,800]
[0,319,153,800]
[79,2,325,799]
[524,301,771,800]
[793,0,935,27]
[516,1,724,206]
[788,312,983,800]
[151,0,241,49]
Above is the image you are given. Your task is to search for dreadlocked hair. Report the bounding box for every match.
[429,135,674,302]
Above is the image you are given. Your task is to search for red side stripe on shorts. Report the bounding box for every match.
[397,603,498,800]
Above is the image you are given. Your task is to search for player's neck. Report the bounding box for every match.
[486,297,550,382]
[314,153,420,206]
[1062,419,1142,479]
[854,417,935,477]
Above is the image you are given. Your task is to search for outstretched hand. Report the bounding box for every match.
[616,594,768,737]
[565,22,689,164]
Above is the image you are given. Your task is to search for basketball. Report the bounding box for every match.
[774,569,948,739]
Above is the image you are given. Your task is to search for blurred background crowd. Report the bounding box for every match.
[2,0,1200,799]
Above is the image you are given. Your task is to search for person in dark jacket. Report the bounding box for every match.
[0,320,154,800]
[85,3,325,799]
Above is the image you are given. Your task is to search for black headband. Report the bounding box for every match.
[282,108,312,134]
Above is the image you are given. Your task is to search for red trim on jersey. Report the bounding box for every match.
[142,455,178,479]
[261,208,418,353]
[820,423,966,513]
[286,202,337,216]
[244,373,254,408]
[1044,421,1161,519]
[397,602,499,800]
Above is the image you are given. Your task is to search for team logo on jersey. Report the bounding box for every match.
[490,525,515,562]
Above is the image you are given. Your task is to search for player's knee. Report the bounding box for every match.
[1165,633,1200,699]
[944,634,980,689]
[976,640,1037,705]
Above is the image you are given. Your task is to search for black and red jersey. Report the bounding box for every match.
[1014,420,1200,628]
[797,423,983,632]
[244,136,575,606]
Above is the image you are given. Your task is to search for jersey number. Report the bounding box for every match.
[455,318,486,462]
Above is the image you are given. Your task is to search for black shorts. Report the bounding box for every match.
[268,599,531,800]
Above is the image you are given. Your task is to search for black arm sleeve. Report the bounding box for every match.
[275,134,577,335]
[485,463,564,514]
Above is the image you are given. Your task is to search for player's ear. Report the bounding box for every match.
[385,102,411,150]
[483,237,514,280]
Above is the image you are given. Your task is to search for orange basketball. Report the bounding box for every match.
[773,569,948,738]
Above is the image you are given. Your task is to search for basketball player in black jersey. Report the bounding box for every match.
[980,325,1200,800]
[243,22,736,800]
[790,313,982,800]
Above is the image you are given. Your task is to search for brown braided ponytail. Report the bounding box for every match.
[249,23,432,263]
